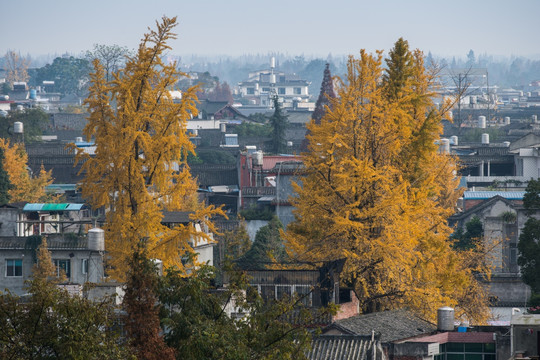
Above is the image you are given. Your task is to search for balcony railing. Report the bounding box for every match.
[241,187,276,196]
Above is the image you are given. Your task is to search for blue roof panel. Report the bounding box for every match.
[463,191,525,200]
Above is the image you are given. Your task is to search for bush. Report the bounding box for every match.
[239,206,274,220]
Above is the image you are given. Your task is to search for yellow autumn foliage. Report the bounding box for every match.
[285,41,491,324]
[0,138,54,203]
[74,16,223,279]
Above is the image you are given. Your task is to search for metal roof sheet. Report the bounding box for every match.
[65,204,84,211]
[23,203,46,211]
[463,191,525,200]
[23,203,84,212]
[41,204,70,211]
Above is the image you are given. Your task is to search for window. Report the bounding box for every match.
[294,87,302,95]
[510,246,517,265]
[260,285,275,301]
[247,87,255,95]
[276,285,292,300]
[54,259,71,279]
[278,88,285,95]
[81,259,88,275]
[6,259,22,277]
[294,285,312,306]
[262,87,270,92]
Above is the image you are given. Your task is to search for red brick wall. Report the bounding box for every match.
[333,290,359,321]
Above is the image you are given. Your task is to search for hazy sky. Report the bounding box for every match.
[2,0,539,59]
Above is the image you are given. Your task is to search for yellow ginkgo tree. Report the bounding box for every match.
[74,16,222,279]
[285,40,491,323]
[0,139,54,203]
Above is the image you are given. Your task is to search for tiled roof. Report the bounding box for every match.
[161,211,192,224]
[287,111,313,124]
[191,164,238,187]
[308,335,387,360]
[326,309,436,343]
[52,113,87,131]
[0,235,88,250]
[262,155,302,170]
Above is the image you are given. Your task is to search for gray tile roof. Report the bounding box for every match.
[161,211,192,224]
[308,335,386,360]
[0,235,88,250]
[326,309,436,343]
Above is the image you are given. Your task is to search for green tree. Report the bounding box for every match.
[73,16,222,278]
[518,218,540,293]
[523,178,540,215]
[0,107,49,142]
[269,97,288,154]
[239,216,287,268]
[123,244,175,360]
[382,37,414,100]
[235,122,272,137]
[518,178,540,294]
[0,147,12,205]
[33,56,91,95]
[221,220,251,260]
[158,266,326,360]
[452,216,484,250]
[0,238,130,359]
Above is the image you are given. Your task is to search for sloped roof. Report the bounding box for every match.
[161,211,192,224]
[190,164,238,187]
[0,235,88,250]
[308,335,386,360]
[325,309,436,343]
[287,111,313,124]
[450,195,516,222]
[262,155,303,170]
[463,191,525,200]
[23,203,84,212]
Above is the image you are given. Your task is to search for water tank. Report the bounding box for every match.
[270,57,276,69]
[450,136,458,146]
[440,138,450,153]
[504,116,511,125]
[255,83,259,91]
[75,137,83,143]
[29,89,37,100]
[437,306,455,331]
[482,133,490,145]
[470,95,477,104]
[478,116,486,129]
[533,115,538,123]
[220,123,226,133]
[192,129,198,136]
[270,74,276,84]
[503,141,511,147]
[13,121,23,134]
[88,228,105,252]
[253,150,263,166]
[16,105,24,111]
[287,141,293,147]
[0,95,9,101]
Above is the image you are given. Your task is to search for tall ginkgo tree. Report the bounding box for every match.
[285,40,491,323]
[75,16,222,279]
